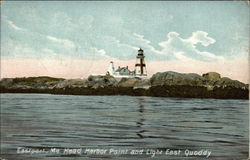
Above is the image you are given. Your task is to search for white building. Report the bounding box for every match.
[106,48,147,78]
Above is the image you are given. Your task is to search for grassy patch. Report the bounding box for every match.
[12,76,65,84]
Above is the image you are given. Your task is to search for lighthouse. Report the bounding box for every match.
[107,61,115,76]
[135,48,147,76]
[105,48,148,78]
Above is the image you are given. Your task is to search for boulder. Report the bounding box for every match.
[214,77,248,89]
[87,75,118,88]
[118,78,140,87]
[202,72,221,81]
[133,79,151,89]
[150,71,204,86]
[54,79,87,89]
[0,78,13,88]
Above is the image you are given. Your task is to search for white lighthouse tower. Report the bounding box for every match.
[135,48,147,76]
[107,61,115,76]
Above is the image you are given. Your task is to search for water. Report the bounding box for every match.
[0,94,248,160]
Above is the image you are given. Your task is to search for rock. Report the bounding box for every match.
[133,79,151,89]
[0,77,64,90]
[149,71,248,99]
[118,78,140,87]
[150,71,204,86]
[54,79,87,89]
[214,77,248,89]
[87,75,118,88]
[0,72,248,99]
[202,72,221,81]
[0,78,13,88]
[54,75,118,89]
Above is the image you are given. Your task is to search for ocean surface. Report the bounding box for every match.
[0,94,249,160]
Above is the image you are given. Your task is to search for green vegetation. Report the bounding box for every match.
[12,76,65,84]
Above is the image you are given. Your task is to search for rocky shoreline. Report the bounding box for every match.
[0,71,249,99]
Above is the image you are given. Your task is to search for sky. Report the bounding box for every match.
[1,1,249,82]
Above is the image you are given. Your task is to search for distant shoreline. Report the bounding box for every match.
[0,71,248,99]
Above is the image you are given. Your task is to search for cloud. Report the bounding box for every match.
[90,35,139,60]
[2,39,67,59]
[102,36,138,52]
[7,20,23,31]
[41,48,58,56]
[90,47,111,59]
[133,33,163,55]
[132,31,223,61]
[2,40,38,58]
[187,31,216,46]
[90,31,220,61]
[47,36,76,49]
[3,10,221,62]
[160,31,223,61]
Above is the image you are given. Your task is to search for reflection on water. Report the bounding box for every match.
[136,98,145,139]
[0,94,248,160]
